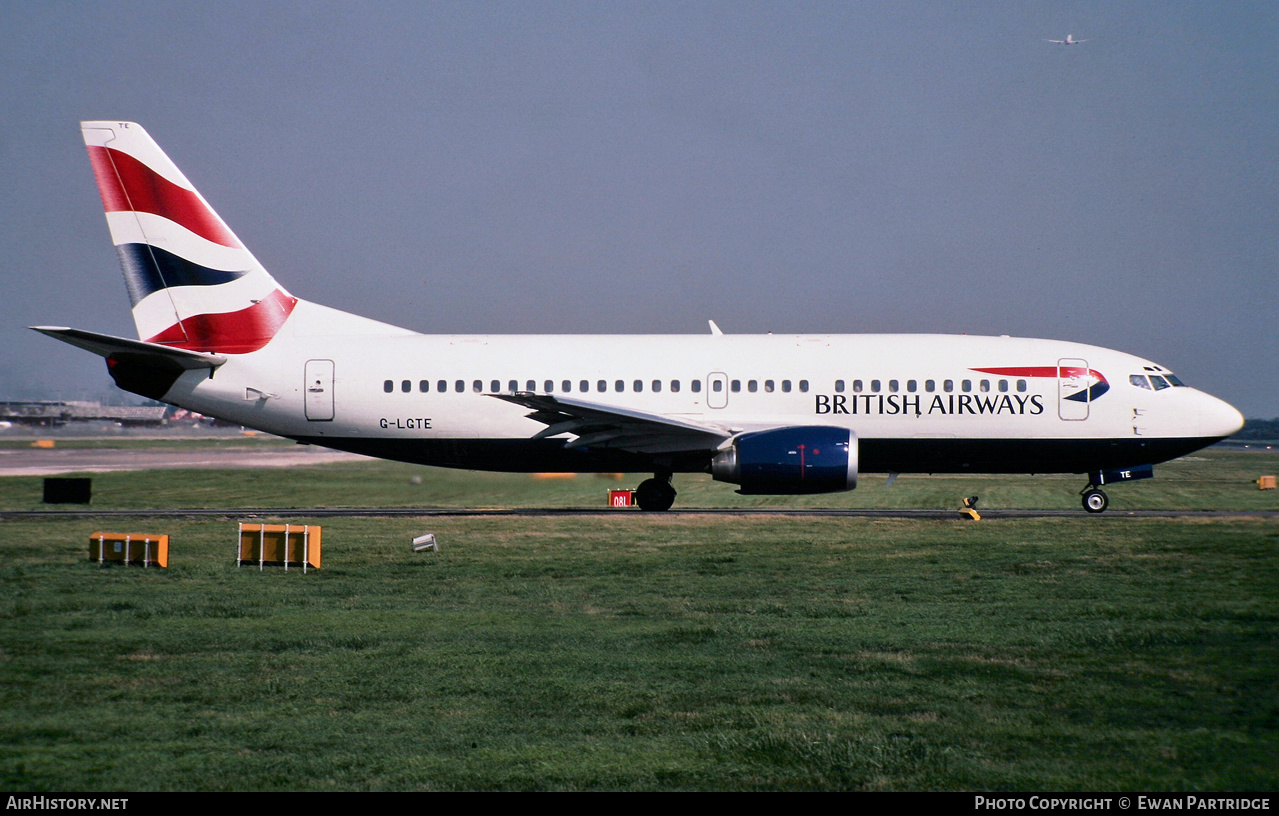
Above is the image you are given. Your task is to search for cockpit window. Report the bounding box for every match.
[1132,372,1188,391]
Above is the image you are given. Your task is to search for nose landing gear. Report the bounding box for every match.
[1081,487,1109,514]
[1080,464,1154,513]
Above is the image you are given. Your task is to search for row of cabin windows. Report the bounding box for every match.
[380,378,1031,395]
[382,378,812,394]
[719,379,809,393]
[833,378,1027,394]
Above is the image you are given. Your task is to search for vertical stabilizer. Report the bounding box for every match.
[81,121,297,353]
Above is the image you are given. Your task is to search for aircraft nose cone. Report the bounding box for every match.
[1204,395,1245,439]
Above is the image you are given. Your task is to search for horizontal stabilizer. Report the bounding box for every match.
[31,326,227,370]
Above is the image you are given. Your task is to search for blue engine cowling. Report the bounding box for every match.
[711,426,857,495]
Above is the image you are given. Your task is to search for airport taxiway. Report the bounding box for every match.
[0,444,369,477]
[3,437,1272,520]
[3,506,1274,521]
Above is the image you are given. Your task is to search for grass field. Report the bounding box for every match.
[1,445,1276,790]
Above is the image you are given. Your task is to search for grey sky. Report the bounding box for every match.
[3,1,1275,416]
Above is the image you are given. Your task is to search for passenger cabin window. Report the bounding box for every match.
[615,380,625,392]
[491,380,500,393]
[944,380,953,392]
[509,380,519,393]
[420,380,430,393]
[799,380,809,393]
[633,380,643,392]
[598,380,607,393]
[835,379,845,393]
[782,380,792,393]
[401,380,411,393]
[731,380,741,393]
[580,380,589,392]
[652,379,662,392]
[437,380,447,393]
[455,380,465,393]
[473,380,482,393]
[748,380,758,393]
[544,380,554,393]
[853,380,863,393]
[671,380,681,393]
[691,380,701,393]
[383,380,393,393]
[765,380,775,393]
[563,380,572,392]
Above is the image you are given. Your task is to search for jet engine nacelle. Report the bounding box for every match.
[711,426,857,495]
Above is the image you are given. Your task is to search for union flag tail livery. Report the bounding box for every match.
[81,121,296,353]
[37,121,1245,513]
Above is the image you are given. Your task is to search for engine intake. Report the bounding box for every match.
[712,426,857,494]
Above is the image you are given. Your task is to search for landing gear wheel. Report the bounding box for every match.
[1082,488,1109,514]
[635,477,677,511]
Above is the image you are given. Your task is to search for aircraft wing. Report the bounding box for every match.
[491,393,732,455]
[31,327,227,370]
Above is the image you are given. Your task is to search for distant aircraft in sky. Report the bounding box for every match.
[1047,34,1089,45]
[35,122,1244,513]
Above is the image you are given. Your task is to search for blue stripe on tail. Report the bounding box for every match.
[116,244,247,305]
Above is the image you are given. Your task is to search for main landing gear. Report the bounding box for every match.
[635,472,676,511]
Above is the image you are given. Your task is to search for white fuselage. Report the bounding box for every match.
[161,301,1242,476]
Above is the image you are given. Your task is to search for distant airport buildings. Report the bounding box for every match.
[0,400,168,428]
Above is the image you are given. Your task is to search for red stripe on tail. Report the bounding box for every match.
[146,289,298,353]
[87,146,240,248]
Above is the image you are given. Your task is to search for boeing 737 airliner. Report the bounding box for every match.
[35,122,1244,512]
